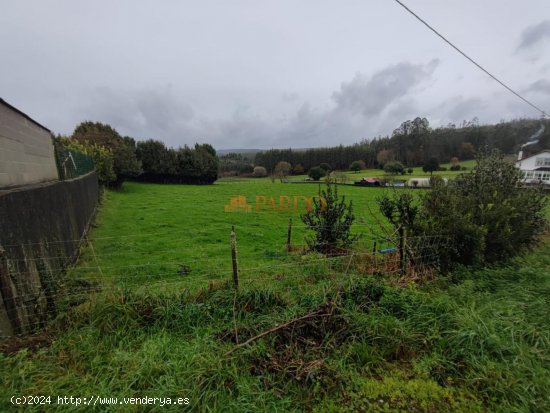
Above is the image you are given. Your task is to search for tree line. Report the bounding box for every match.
[253,117,550,173]
[55,121,219,187]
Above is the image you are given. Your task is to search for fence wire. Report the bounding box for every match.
[54,146,95,180]
[0,225,450,338]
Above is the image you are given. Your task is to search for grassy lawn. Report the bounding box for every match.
[69,180,395,293]
[344,159,478,180]
[285,159,477,182]
[0,178,548,412]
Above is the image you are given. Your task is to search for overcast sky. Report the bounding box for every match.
[1,0,549,149]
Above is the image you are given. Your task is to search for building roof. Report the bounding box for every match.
[517,149,550,162]
[0,97,51,133]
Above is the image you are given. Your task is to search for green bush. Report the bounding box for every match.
[308,166,326,181]
[55,136,116,185]
[422,157,440,175]
[383,161,404,175]
[301,179,358,254]
[418,149,548,266]
[73,121,142,188]
[350,160,365,173]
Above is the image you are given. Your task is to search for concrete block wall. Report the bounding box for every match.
[0,172,99,336]
[0,101,59,188]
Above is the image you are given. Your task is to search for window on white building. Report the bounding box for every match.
[535,157,550,166]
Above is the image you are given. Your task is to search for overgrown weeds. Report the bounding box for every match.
[2,241,549,412]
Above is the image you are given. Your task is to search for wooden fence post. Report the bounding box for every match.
[371,240,377,271]
[286,218,292,252]
[230,226,239,290]
[399,226,407,276]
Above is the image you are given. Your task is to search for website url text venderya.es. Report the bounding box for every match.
[11,395,190,407]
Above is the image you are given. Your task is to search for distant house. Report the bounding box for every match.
[355,177,383,187]
[0,98,58,188]
[516,150,550,186]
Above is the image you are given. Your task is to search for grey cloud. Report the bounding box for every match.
[222,59,437,147]
[387,98,419,122]
[281,92,300,102]
[2,1,549,150]
[71,60,440,149]
[447,97,486,122]
[524,79,550,95]
[78,86,195,143]
[517,20,550,50]
[331,60,439,117]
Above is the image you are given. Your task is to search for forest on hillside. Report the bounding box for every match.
[246,117,550,174]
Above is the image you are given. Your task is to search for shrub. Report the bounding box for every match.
[422,157,439,175]
[301,179,358,254]
[407,168,413,174]
[417,149,548,266]
[73,121,141,188]
[55,136,116,185]
[308,166,326,181]
[350,160,366,173]
[378,191,419,250]
[293,163,305,175]
[253,166,268,177]
[450,165,461,171]
[429,175,445,187]
[383,161,404,175]
[274,161,292,181]
[319,163,332,172]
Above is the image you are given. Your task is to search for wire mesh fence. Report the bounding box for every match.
[54,145,95,180]
[0,225,451,338]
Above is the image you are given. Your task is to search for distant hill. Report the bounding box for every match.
[217,147,310,156]
[216,149,263,156]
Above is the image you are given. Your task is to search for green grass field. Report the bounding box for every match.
[70,180,395,293]
[1,177,549,412]
[343,159,478,180]
[283,159,478,183]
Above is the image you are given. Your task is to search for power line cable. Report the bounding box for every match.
[393,0,548,118]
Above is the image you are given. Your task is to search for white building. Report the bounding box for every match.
[406,177,448,188]
[516,150,550,185]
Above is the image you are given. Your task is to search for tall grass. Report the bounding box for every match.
[2,240,549,412]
